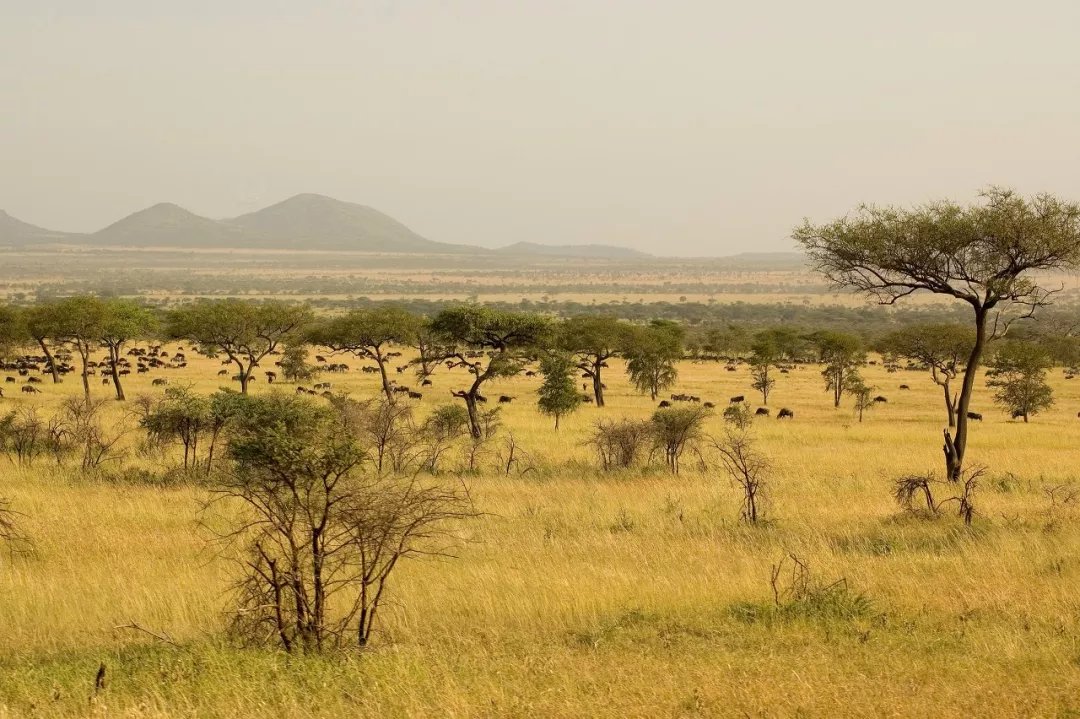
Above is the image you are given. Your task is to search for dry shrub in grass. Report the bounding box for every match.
[209,392,477,653]
[586,418,651,471]
[732,554,873,625]
[649,406,711,474]
[710,427,770,524]
[0,498,32,557]
[893,466,983,524]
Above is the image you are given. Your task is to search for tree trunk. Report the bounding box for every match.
[592,364,605,407]
[77,342,90,399]
[109,344,125,401]
[947,307,988,482]
[464,393,481,439]
[37,338,60,384]
[941,380,955,428]
[376,352,395,404]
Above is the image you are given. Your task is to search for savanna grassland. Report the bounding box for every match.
[3,322,1080,718]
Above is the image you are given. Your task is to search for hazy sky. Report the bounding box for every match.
[3,1,1080,255]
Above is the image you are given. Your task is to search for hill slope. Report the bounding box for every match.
[225,194,479,253]
[0,210,76,244]
[90,203,260,248]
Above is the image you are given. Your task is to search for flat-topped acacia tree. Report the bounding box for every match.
[99,299,159,401]
[794,188,1080,481]
[559,315,632,407]
[429,306,551,439]
[880,323,974,428]
[168,300,313,394]
[307,306,420,403]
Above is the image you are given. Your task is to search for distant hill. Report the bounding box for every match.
[497,241,651,259]
[224,194,480,254]
[90,203,260,248]
[0,210,75,244]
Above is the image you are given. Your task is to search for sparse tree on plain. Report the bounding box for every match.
[99,299,159,401]
[559,315,631,407]
[809,331,865,408]
[168,300,313,394]
[795,188,1080,480]
[624,321,683,401]
[536,352,583,430]
[427,306,551,439]
[880,324,974,428]
[986,341,1054,422]
[307,307,420,402]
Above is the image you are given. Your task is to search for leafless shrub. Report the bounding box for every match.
[0,498,32,557]
[60,397,128,471]
[893,466,983,524]
[710,427,770,524]
[586,418,652,471]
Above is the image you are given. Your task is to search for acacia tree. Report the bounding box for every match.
[428,306,551,439]
[881,324,974,427]
[536,352,583,430]
[307,307,420,402]
[168,300,313,394]
[559,315,630,407]
[99,299,159,401]
[0,305,26,362]
[986,341,1054,422]
[23,302,70,385]
[809,331,865,408]
[55,296,106,399]
[794,188,1080,481]
[749,335,778,405]
[624,321,684,401]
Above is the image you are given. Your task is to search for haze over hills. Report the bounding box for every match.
[0,194,792,261]
[90,203,261,249]
[0,210,74,243]
[225,194,477,254]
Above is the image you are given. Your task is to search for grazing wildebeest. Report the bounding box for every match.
[217,369,229,376]
[658,400,672,408]
[152,378,169,386]
[498,396,514,404]
[755,407,770,416]
[873,396,888,403]
[966,411,982,421]
[476,394,488,403]
[729,395,744,403]
[422,379,433,386]
[4,377,14,383]
[296,386,308,394]
[22,385,40,394]
[524,371,537,377]
[899,384,910,390]
[1011,409,1025,420]
[102,377,111,385]
[27,377,42,384]
[408,391,423,400]
[778,408,794,419]
[703,402,715,409]
[265,371,276,384]
[581,394,594,403]
[315,356,326,363]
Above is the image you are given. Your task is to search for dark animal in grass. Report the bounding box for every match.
[729,395,744,403]
[658,400,672,408]
[873,396,888,403]
[966,411,982,421]
[899,384,910,390]
[21,386,40,394]
[777,408,794,419]
[408,391,423,400]
[499,396,514,404]
[755,407,770,416]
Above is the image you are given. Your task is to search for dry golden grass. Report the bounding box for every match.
[2,347,1080,717]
